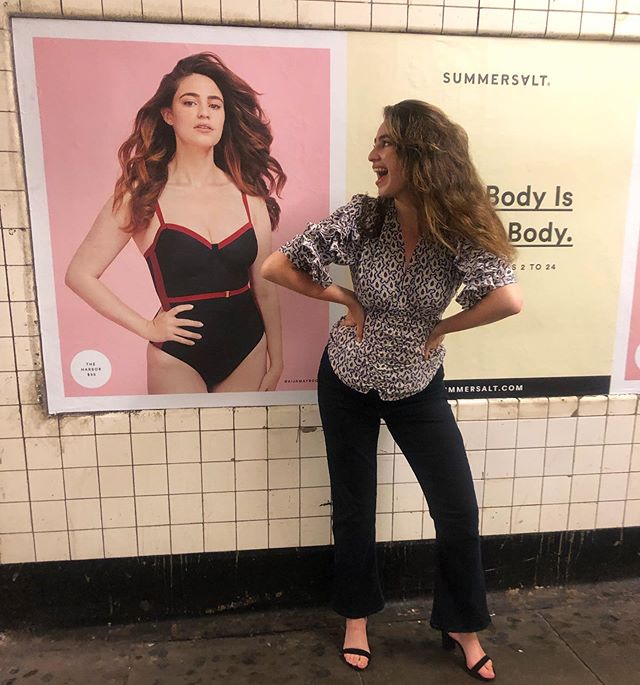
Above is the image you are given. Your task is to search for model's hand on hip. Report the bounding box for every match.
[424,322,446,359]
[146,304,203,345]
[258,362,283,391]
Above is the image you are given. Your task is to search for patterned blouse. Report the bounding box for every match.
[280,194,516,401]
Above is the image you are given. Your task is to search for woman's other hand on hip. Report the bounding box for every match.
[424,321,446,359]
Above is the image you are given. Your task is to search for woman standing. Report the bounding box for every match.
[66,53,285,394]
[262,100,522,681]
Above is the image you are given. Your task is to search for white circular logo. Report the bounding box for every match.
[70,350,112,388]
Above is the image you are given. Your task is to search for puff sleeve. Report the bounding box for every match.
[279,195,371,288]
[454,240,516,310]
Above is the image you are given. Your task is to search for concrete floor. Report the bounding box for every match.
[1,578,639,684]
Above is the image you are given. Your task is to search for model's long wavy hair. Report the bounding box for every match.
[368,100,514,260]
[113,52,286,232]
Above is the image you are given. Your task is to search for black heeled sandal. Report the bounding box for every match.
[340,647,371,670]
[341,616,370,670]
[442,631,495,682]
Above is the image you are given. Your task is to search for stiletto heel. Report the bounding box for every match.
[441,631,456,651]
[441,631,495,682]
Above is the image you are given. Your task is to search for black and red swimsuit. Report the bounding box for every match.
[144,193,264,388]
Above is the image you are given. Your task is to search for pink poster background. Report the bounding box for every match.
[33,38,331,398]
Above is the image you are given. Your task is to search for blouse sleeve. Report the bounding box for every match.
[279,195,371,288]
[454,239,516,310]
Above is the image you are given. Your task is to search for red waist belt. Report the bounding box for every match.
[166,282,251,304]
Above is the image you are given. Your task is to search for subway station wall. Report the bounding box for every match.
[1,1,640,567]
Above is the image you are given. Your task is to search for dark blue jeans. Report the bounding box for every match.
[317,349,491,632]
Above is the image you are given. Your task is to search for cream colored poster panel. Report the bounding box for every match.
[347,33,639,397]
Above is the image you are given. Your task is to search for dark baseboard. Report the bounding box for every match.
[1,527,638,629]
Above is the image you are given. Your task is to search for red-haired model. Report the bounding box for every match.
[66,53,285,394]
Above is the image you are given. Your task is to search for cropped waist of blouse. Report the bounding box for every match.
[280,194,516,401]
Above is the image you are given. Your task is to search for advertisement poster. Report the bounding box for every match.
[13,19,345,412]
[13,19,640,410]
[345,32,639,399]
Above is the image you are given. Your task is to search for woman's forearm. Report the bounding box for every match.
[261,251,356,308]
[65,270,152,340]
[439,283,523,335]
[255,282,284,369]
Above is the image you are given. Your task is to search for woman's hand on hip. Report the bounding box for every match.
[339,295,366,342]
[145,304,203,345]
[424,322,446,359]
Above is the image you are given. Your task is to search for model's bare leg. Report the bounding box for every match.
[212,335,267,392]
[147,344,207,394]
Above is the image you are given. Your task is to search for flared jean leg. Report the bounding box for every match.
[317,350,384,618]
[382,369,491,633]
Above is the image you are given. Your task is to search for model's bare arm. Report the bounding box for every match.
[249,198,284,390]
[65,196,203,345]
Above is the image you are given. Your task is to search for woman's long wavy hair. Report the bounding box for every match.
[368,100,514,260]
[113,52,286,232]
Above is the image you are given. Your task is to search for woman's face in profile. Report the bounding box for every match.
[368,121,408,200]
[162,72,225,149]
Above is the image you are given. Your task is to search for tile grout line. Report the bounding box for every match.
[536,404,551,534]
[0,211,36,563]
[198,409,205,553]
[622,411,638,525]
[128,413,139,560]
[162,410,170,558]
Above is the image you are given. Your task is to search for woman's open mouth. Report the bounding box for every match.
[374,167,388,186]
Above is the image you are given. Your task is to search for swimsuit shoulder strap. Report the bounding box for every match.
[155,202,166,226]
[241,193,252,225]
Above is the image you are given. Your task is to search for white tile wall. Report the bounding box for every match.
[204,522,235,552]
[513,477,542,506]
[485,450,515,478]
[67,491,98,525]
[300,516,331,546]
[1,0,640,564]
[573,445,603,474]
[596,501,625,528]
[487,420,517,449]
[269,519,300,548]
[540,503,569,531]
[568,502,597,530]
[137,495,170,526]
[171,523,204,554]
[269,488,299,519]
[511,505,540,534]
[544,447,573,476]
[138,526,171,556]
